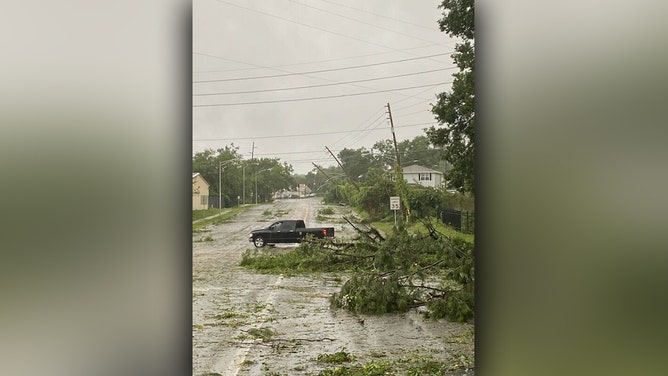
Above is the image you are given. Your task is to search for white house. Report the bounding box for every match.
[192,173,210,210]
[401,165,444,188]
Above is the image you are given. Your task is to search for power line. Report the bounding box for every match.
[343,115,388,147]
[394,98,435,112]
[317,0,441,32]
[193,82,449,107]
[253,149,341,156]
[394,109,432,118]
[329,106,386,149]
[193,68,454,96]
[192,53,451,83]
[287,0,444,47]
[193,43,452,74]
[193,122,433,142]
[194,50,431,102]
[213,0,438,57]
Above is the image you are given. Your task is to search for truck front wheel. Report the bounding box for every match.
[253,236,266,248]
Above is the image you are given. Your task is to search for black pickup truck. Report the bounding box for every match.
[248,219,334,248]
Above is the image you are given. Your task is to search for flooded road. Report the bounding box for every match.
[192,197,474,375]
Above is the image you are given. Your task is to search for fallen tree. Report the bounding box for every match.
[241,216,474,322]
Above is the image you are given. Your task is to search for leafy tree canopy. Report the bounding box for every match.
[428,0,475,194]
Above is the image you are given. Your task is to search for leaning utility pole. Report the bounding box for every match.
[312,162,333,180]
[386,103,401,167]
[387,102,410,223]
[325,146,359,190]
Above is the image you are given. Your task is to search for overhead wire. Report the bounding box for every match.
[327,106,386,151]
[393,98,435,112]
[394,109,432,118]
[194,51,441,104]
[193,68,453,96]
[192,82,450,107]
[287,0,445,49]
[343,116,388,148]
[317,0,441,32]
[192,53,452,83]
[192,43,451,74]
[213,0,443,60]
[330,112,387,150]
[193,122,431,142]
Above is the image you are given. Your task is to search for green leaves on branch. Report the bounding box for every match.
[329,230,474,322]
[331,274,412,315]
[429,0,475,194]
[240,218,474,322]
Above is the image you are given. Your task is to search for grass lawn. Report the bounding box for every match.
[193,206,248,230]
[371,217,474,243]
[192,208,223,221]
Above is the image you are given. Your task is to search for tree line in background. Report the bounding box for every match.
[193,134,459,208]
[192,144,295,207]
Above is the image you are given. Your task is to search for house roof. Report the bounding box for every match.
[192,172,210,186]
[402,165,443,175]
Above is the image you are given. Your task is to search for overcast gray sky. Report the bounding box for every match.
[193,0,457,174]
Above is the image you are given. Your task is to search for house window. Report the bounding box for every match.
[419,173,431,181]
[201,196,208,205]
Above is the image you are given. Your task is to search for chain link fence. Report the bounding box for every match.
[442,209,474,234]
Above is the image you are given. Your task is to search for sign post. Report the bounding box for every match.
[390,196,401,227]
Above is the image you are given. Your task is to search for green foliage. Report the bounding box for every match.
[428,0,475,194]
[192,206,247,231]
[192,208,222,221]
[240,222,474,322]
[240,238,355,275]
[370,136,442,171]
[330,274,412,315]
[192,147,295,207]
[316,206,336,221]
[339,148,373,182]
[438,0,474,40]
[317,360,393,376]
[317,350,355,364]
[426,289,474,322]
[353,168,395,221]
[246,327,276,341]
[319,207,335,215]
[406,186,446,219]
[405,360,447,376]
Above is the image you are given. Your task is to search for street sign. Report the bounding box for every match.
[390,196,400,211]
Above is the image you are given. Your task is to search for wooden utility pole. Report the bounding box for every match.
[312,162,333,180]
[387,102,410,223]
[325,146,359,190]
[387,103,401,167]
